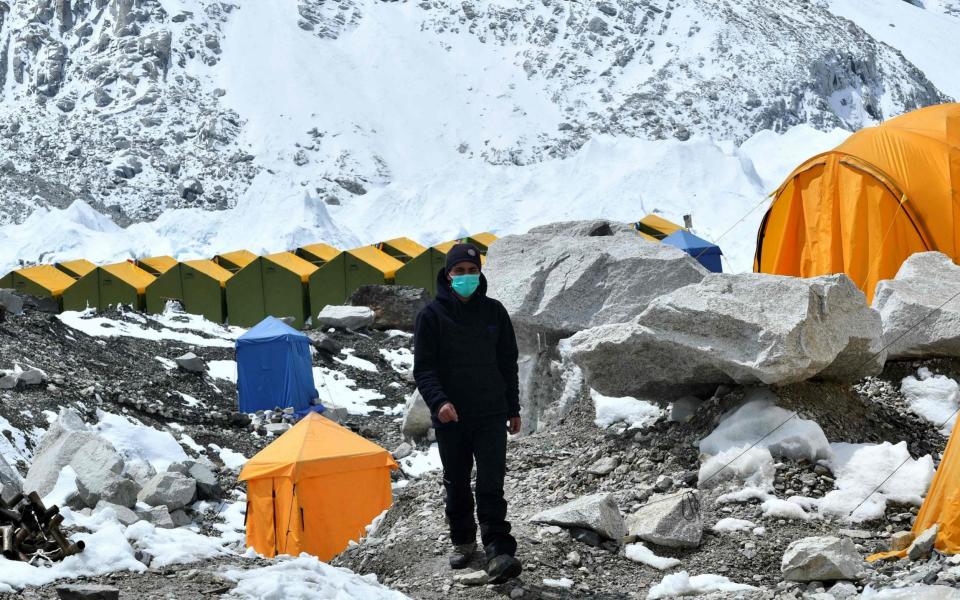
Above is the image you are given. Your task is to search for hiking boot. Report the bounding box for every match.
[486,554,522,583]
[448,542,476,569]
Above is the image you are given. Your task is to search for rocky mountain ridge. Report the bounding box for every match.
[0,0,950,229]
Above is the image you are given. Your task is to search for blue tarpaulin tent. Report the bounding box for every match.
[236,316,320,414]
[662,230,724,273]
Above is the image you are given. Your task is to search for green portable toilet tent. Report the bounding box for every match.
[395,240,456,297]
[375,237,426,264]
[466,232,497,254]
[0,265,77,308]
[226,252,318,329]
[214,250,258,274]
[146,259,234,322]
[136,256,178,277]
[296,242,340,267]
[56,259,97,280]
[62,262,156,312]
[308,246,403,312]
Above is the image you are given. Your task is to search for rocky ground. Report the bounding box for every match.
[334,369,955,599]
[2,280,960,598]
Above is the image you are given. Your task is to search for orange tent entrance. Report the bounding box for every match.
[238,413,397,560]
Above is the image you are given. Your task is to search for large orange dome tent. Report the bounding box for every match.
[754,103,960,302]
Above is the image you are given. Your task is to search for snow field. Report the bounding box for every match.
[0,122,851,276]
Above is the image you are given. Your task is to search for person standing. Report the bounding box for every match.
[413,242,522,583]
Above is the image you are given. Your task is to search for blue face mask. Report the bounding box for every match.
[450,273,480,297]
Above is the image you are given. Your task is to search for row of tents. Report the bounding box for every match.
[2,221,723,328]
[0,233,498,329]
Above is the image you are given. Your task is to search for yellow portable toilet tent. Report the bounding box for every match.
[296,242,341,268]
[55,259,96,280]
[214,250,258,274]
[0,265,77,308]
[755,103,960,302]
[225,252,318,329]
[376,237,426,263]
[307,246,403,313]
[395,240,456,297]
[238,413,397,560]
[62,262,156,312]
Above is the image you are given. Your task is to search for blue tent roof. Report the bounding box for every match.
[238,316,308,345]
[236,316,319,414]
[662,230,724,273]
[661,230,722,255]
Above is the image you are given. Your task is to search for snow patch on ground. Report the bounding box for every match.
[398,444,441,477]
[94,410,189,472]
[42,466,79,508]
[624,543,681,570]
[335,350,378,372]
[712,518,758,533]
[58,309,239,348]
[699,390,935,522]
[208,360,239,383]
[380,348,414,374]
[221,555,410,600]
[0,414,34,466]
[313,366,385,415]
[648,571,755,598]
[208,444,247,471]
[900,367,959,435]
[591,389,664,429]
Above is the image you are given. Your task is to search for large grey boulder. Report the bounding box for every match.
[401,390,432,440]
[873,252,960,359]
[529,493,626,541]
[0,453,23,503]
[189,462,223,501]
[350,285,430,331]
[485,220,708,429]
[0,289,25,315]
[781,536,865,582]
[136,505,175,529]
[137,471,196,511]
[24,409,98,497]
[569,273,885,399]
[625,490,702,549]
[175,352,206,373]
[486,220,708,338]
[70,437,137,508]
[317,305,375,329]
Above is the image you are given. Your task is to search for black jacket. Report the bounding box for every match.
[413,268,520,426]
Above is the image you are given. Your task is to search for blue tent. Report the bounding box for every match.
[236,316,321,414]
[662,230,724,273]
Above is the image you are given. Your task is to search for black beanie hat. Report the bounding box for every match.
[445,243,482,271]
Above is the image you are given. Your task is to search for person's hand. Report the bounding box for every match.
[438,403,459,424]
[507,416,521,435]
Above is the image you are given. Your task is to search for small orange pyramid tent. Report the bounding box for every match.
[754,103,960,302]
[238,413,397,560]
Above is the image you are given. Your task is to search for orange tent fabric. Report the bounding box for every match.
[755,103,960,302]
[238,413,397,560]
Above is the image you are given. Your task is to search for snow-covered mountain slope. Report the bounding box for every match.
[0,0,955,274]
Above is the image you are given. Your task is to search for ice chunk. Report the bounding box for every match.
[900,368,959,435]
[591,389,664,429]
[624,543,681,570]
[712,518,757,533]
[699,389,830,462]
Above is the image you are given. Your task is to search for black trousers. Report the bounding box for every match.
[435,416,517,559]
